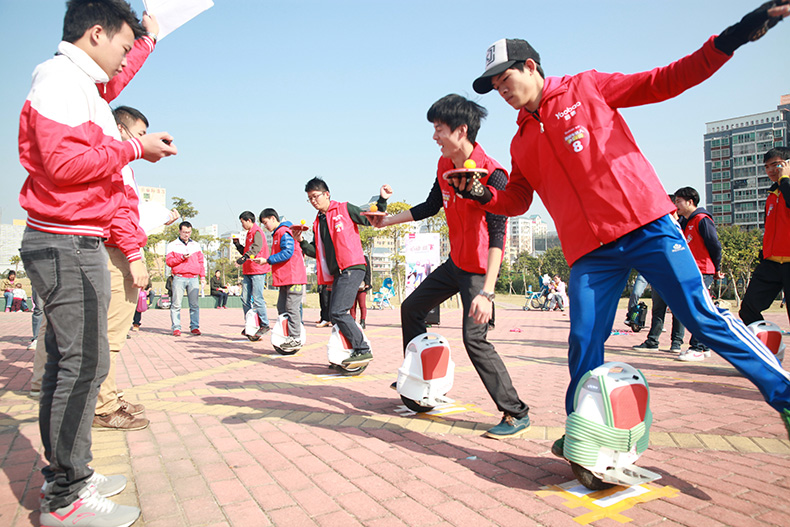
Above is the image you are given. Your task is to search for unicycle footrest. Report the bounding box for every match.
[598,464,661,487]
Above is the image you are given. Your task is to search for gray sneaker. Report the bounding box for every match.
[279,336,301,351]
[40,483,140,527]
[41,471,127,499]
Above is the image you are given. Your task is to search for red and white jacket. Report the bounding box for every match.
[166,238,205,279]
[18,37,155,240]
[437,143,506,274]
[483,37,730,266]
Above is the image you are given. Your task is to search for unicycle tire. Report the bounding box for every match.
[400,395,434,413]
[274,346,299,356]
[571,462,615,491]
[331,363,368,376]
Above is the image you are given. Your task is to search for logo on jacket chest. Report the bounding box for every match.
[555,101,582,121]
[332,214,346,232]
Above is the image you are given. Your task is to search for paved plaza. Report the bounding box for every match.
[0,299,788,526]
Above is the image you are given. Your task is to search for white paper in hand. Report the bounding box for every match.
[138,200,175,235]
[142,0,214,40]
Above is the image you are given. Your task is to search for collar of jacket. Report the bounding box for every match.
[56,41,110,84]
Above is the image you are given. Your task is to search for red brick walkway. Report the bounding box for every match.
[1,300,788,526]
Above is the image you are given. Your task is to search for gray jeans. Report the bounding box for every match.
[277,284,303,338]
[330,268,369,352]
[20,228,111,511]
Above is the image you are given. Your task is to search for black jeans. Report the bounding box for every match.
[644,289,685,348]
[401,258,529,419]
[740,259,790,326]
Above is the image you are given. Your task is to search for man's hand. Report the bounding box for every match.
[380,184,393,200]
[368,213,390,228]
[469,294,493,325]
[715,1,790,55]
[129,260,149,289]
[447,175,493,204]
[293,230,304,242]
[253,257,268,265]
[142,12,160,37]
[164,209,180,226]
[140,132,177,163]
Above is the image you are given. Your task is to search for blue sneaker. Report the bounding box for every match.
[484,413,530,439]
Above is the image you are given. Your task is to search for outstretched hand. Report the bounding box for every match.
[380,184,393,200]
[715,1,790,55]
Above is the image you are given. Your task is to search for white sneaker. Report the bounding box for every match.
[40,483,140,527]
[676,349,705,362]
[27,339,37,350]
[41,472,127,500]
[703,350,712,358]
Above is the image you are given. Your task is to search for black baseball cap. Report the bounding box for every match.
[473,38,541,94]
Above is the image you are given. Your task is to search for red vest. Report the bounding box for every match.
[684,212,715,274]
[242,223,271,275]
[313,201,365,285]
[437,143,507,274]
[271,224,307,286]
[763,188,790,260]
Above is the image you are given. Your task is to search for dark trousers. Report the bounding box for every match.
[318,284,331,322]
[401,258,529,419]
[330,268,369,352]
[212,291,228,307]
[20,229,111,511]
[132,310,142,327]
[644,289,685,348]
[740,259,790,326]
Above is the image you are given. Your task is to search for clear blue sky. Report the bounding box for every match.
[1,1,788,236]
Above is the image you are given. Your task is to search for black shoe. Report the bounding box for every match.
[255,326,270,338]
[342,349,373,365]
[551,435,566,459]
[632,341,658,350]
[360,320,366,330]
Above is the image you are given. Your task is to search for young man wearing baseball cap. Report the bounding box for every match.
[452,1,790,451]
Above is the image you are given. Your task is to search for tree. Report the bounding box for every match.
[539,246,570,281]
[514,251,541,294]
[718,224,762,305]
[171,196,198,220]
[9,255,21,274]
[379,201,412,302]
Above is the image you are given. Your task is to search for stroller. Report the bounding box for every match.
[371,277,395,310]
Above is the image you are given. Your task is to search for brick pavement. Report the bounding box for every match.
[0,300,788,526]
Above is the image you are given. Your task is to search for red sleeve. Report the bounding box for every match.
[107,181,144,262]
[165,248,181,268]
[485,157,534,217]
[23,103,143,186]
[101,36,155,103]
[594,36,731,109]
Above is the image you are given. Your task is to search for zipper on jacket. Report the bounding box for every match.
[528,109,544,133]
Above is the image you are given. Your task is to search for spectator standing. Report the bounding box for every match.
[166,221,205,336]
[740,147,790,327]
[675,186,724,361]
[17,1,176,524]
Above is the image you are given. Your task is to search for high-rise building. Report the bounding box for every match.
[505,214,548,262]
[704,95,790,229]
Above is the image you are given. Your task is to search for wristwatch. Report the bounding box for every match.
[478,289,495,301]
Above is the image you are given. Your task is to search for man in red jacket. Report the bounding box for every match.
[674,186,724,362]
[741,147,790,327]
[454,1,790,448]
[370,94,531,439]
[17,1,176,525]
[234,210,271,341]
[166,222,206,336]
